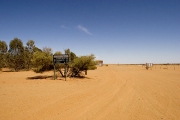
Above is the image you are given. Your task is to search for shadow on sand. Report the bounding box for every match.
[27,75,53,80]
[27,75,91,80]
[70,76,91,79]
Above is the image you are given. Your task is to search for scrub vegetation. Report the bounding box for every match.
[0,38,97,77]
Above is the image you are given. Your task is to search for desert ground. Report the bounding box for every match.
[0,65,180,120]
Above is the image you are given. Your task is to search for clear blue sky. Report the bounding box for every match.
[0,0,180,64]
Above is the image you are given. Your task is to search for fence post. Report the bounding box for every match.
[54,64,56,80]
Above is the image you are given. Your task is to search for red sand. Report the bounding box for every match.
[0,65,180,120]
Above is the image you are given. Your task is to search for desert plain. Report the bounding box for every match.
[0,65,180,120]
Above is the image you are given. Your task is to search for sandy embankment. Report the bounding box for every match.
[0,65,180,120]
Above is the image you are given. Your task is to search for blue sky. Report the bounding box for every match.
[0,0,180,64]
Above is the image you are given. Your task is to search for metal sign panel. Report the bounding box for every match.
[53,54,69,64]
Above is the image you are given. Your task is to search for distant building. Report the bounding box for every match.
[96,60,103,66]
[146,63,153,70]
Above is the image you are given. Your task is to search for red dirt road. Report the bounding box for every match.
[0,65,180,120]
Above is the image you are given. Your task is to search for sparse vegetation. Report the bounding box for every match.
[68,54,97,77]
[0,38,97,77]
[55,49,97,77]
[0,40,8,70]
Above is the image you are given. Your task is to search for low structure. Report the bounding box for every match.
[96,60,103,66]
[146,63,153,70]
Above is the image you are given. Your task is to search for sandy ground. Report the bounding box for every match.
[0,65,180,120]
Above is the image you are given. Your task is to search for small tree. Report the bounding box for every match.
[70,52,77,61]
[0,40,8,53]
[0,40,8,70]
[68,54,97,77]
[64,48,77,62]
[7,38,25,71]
[24,40,36,69]
[54,49,96,77]
[54,49,77,77]
[31,47,53,73]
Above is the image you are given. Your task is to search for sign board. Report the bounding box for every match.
[53,54,69,64]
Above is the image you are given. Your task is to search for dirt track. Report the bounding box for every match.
[0,65,180,120]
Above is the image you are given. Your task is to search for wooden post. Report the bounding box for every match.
[54,64,56,80]
[65,64,67,81]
